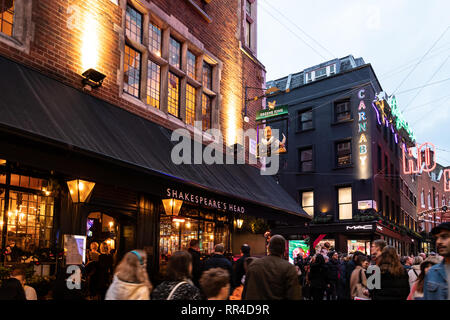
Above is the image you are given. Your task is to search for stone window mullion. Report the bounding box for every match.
[179,42,188,122]
[195,54,204,125]
[159,27,171,113]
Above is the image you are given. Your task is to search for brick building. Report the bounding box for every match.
[0,0,309,276]
[415,162,450,252]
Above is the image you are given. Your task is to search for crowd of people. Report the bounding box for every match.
[0,221,448,300]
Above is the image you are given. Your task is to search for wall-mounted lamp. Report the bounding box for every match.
[82,68,106,90]
[162,198,183,216]
[236,218,244,229]
[66,179,96,203]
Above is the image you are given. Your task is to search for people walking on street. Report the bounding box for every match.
[309,254,329,300]
[203,243,234,290]
[401,256,413,271]
[423,222,450,300]
[187,239,203,288]
[243,234,301,300]
[326,251,340,300]
[230,257,256,300]
[199,268,230,300]
[344,251,365,299]
[233,244,251,288]
[10,267,37,300]
[350,255,369,300]
[105,250,152,300]
[408,256,423,288]
[87,242,100,263]
[89,241,114,300]
[0,267,27,300]
[370,246,409,300]
[152,250,201,300]
[407,260,437,300]
[370,239,386,265]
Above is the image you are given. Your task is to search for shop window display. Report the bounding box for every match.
[0,176,54,255]
[347,240,371,254]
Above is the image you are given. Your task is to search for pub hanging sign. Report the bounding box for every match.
[256,103,288,121]
[166,188,245,213]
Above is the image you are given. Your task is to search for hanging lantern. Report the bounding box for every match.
[66,179,95,203]
[162,198,183,216]
[236,218,244,229]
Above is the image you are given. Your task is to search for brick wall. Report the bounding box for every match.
[0,0,265,161]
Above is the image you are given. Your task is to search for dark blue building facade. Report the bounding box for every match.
[266,56,420,254]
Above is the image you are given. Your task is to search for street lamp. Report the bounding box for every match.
[162,198,183,216]
[66,179,95,203]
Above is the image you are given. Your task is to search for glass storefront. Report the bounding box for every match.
[0,171,54,255]
[347,240,371,254]
[159,207,231,263]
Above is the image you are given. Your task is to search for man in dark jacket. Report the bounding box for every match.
[326,251,340,300]
[233,244,250,287]
[243,235,301,300]
[187,239,203,287]
[203,243,233,289]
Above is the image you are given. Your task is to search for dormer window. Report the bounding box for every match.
[315,67,327,79]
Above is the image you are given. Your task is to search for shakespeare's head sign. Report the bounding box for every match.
[257,126,286,158]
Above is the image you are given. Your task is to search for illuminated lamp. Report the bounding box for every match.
[162,199,183,216]
[0,159,6,166]
[66,179,95,203]
[236,218,244,229]
[173,218,186,223]
[243,115,250,123]
[82,68,106,89]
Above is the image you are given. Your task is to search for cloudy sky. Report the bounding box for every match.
[257,0,450,166]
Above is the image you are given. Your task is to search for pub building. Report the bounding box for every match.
[0,55,309,277]
[0,0,310,279]
[266,55,422,255]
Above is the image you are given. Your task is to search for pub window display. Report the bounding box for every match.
[0,173,54,262]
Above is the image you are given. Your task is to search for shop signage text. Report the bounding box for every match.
[346,225,373,231]
[357,90,368,166]
[256,104,288,121]
[166,188,245,213]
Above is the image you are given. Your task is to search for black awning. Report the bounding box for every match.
[0,55,309,220]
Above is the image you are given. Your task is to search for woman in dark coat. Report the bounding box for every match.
[89,242,114,300]
[370,246,410,300]
[308,254,329,301]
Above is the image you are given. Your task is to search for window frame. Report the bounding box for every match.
[333,99,352,123]
[298,147,314,173]
[335,139,353,168]
[337,186,353,220]
[300,190,314,217]
[298,108,313,132]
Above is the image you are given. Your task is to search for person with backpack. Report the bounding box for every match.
[408,256,423,288]
[152,250,201,300]
[350,255,369,300]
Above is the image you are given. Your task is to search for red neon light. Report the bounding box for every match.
[402,142,436,174]
[402,146,420,174]
[418,142,436,173]
[445,169,450,192]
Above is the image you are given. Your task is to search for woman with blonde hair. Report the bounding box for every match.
[370,246,410,300]
[105,250,152,300]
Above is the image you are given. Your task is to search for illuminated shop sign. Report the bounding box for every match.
[166,188,245,213]
[402,142,436,174]
[346,225,373,231]
[372,93,415,142]
[358,200,377,210]
[444,169,450,192]
[357,89,368,166]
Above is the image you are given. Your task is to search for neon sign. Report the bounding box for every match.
[402,142,436,174]
[445,169,450,192]
[388,95,415,141]
[358,89,368,166]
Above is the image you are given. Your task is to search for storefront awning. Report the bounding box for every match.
[0,55,310,221]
